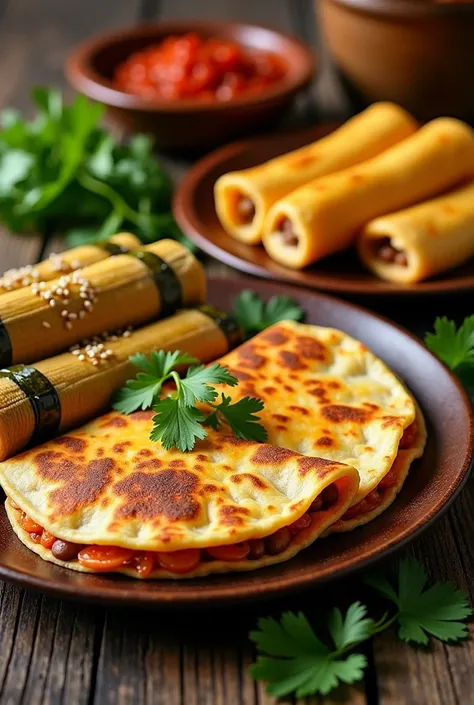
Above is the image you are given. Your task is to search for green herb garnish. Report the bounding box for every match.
[0,87,186,246]
[112,350,267,451]
[425,316,474,387]
[233,290,304,338]
[250,557,471,699]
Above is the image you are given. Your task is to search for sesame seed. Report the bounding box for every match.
[61,310,68,318]
[42,321,51,329]
[49,299,56,308]
[65,321,72,330]
[72,349,80,355]
[78,354,85,361]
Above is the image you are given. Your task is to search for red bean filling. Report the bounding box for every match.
[374,237,408,266]
[341,422,417,521]
[236,195,255,224]
[276,217,299,247]
[12,482,340,575]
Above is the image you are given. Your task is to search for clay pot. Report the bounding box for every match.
[317,0,474,121]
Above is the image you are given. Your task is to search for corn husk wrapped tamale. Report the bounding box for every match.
[0,305,240,460]
[0,239,205,366]
[0,233,141,294]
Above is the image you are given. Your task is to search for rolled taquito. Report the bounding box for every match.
[214,103,417,244]
[0,239,205,366]
[357,180,474,283]
[263,118,474,269]
[0,233,141,294]
[0,305,240,460]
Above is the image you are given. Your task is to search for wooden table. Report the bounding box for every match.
[0,1,472,703]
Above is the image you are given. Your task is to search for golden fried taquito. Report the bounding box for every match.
[0,239,205,366]
[357,180,474,283]
[263,118,474,269]
[0,233,141,294]
[0,305,240,461]
[214,103,417,244]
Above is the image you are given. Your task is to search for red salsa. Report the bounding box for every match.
[114,32,286,102]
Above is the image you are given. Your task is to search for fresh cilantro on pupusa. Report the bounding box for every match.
[250,557,472,699]
[112,349,267,451]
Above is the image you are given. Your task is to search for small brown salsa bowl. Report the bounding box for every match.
[66,20,316,152]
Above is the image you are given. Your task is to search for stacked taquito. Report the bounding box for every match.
[215,102,418,244]
[263,117,474,269]
[357,180,474,283]
[0,232,141,294]
[0,238,205,366]
[0,305,241,460]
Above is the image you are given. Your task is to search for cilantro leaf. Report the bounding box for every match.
[328,602,375,650]
[112,375,164,415]
[425,316,474,386]
[366,557,472,645]
[205,394,267,442]
[250,606,372,698]
[150,397,207,452]
[112,350,199,414]
[233,290,304,337]
[179,363,238,406]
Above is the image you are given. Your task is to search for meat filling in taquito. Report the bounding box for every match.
[263,117,474,269]
[212,321,426,532]
[214,103,417,244]
[0,305,241,461]
[0,233,141,294]
[357,180,474,283]
[1,412,359,578]
[0,239,205,366]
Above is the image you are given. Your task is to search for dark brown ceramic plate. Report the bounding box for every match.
[0,276,471,607]
[174,124,474,296]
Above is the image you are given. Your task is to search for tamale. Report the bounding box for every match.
[0,239,206,366]
[0,305,241,460]
[0,233,141,294]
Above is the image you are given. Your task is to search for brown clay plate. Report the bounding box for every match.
[174,124,474,297]
[0,276,471,607]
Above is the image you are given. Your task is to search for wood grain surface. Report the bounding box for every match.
[0,1,472,704]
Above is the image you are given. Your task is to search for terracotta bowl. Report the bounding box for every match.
[66,21,315,152]
[317,0,474,122]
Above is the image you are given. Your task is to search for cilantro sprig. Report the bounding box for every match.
[0,87,187,247]
[233,290,304,338]
[365,556,471,645]
[250,557,471,699]
[112,350,267,451]
[425,316,474,387]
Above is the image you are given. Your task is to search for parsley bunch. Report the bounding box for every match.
[251,557,471,698]
[112,350,267,451]
[233,290,304,338]
[425,316,474,387]
[0,87,186,247]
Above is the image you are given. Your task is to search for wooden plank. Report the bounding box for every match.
[0,591,101,705]
[159,0,293,28]
[373,502,474,705]
[0,0,143,112]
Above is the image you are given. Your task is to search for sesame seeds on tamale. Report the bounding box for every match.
[0,232,140,294]
[0,305,240,460]
[0,239,206,366]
